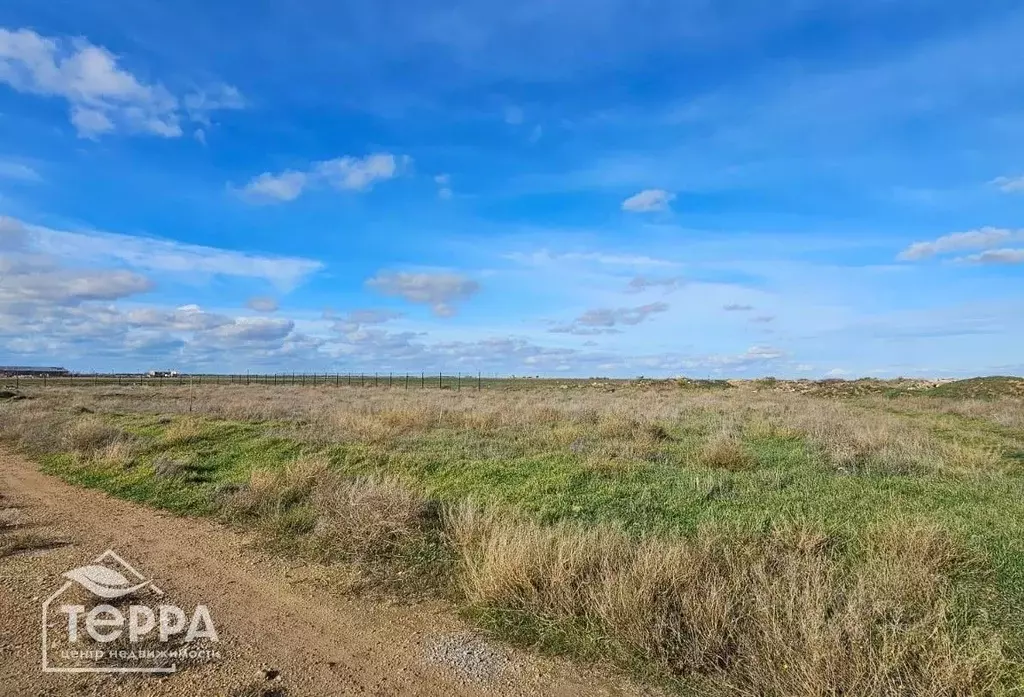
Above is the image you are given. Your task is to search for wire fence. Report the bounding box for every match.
[0,372,573,391]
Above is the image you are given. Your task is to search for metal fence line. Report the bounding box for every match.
[0,372,504,390]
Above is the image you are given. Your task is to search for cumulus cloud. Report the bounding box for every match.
[723,303,754,312]
[898,227,1023,260]
[239,154,405,203]
[958,249,1024,265]
[10,270,151,304]
[128,304,233,331]
[626,275,684,293]
[205,317,295,345]
[550,302,668,335]
[0,28,243,138]
[366,271,480,317]
[315,154,400,191]
[990,175,1024,193]
[240,171,308,203]
[246,296,279,313]
[0,261,152,307]
[621,189,675,213]
[6,216,323,290]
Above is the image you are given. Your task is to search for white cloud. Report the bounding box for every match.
[957,249,1024,265]
[315,154,399,191]
[5,216,323,290]
[205,317,295,345]
[238,154,405,204]
[0,265,153,305]
[990,175,1024,193]
[0,215,29,250]
[128,305,233,331]
[331,308,403,332]
[0,160,41,182]
[435,173,453,199]
[622,188,675,213]
[707,345,784,366]
[184,84,246,124]
[626,275,684,293]
[550,302,669,335]
[506,249,677,267]
[241,171,308,202]
[366,271,480,317]
[246,296,279,313]
[723,303,754,312]
[0,28,243,139]
[70,106,116,137]
[898,227,1023,260]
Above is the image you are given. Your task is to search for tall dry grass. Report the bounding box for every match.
[450,508,1010,696]
[224,457,449,593]
[4,384,1010,477]
[223,456,1011,694]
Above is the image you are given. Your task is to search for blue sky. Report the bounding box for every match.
[0,0,1022,377]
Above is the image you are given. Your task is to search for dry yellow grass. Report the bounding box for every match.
[450,508,1009,696]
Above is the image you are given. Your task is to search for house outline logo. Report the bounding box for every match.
[41,549,209,674]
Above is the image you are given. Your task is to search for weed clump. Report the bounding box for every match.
[224,458,449,594]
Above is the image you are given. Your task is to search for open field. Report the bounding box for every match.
[2,377,1024,695]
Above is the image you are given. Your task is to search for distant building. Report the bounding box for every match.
[147,370,180,378]
[0,366,70,377]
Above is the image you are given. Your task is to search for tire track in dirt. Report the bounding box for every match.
[0,451,651,697]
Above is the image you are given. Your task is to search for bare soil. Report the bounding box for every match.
[0,450,651,697]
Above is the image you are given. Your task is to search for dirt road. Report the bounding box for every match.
[0,451,649,697]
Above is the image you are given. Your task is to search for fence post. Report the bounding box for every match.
[439,372,442,389]
[389,372,393,388]
[405,373,409,389]
[421,371,424,388]
[458,373,461,391]
[478,372,482,390]
[374,372,378,388]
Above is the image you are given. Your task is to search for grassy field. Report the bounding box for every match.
[2,377,1023,695]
